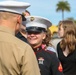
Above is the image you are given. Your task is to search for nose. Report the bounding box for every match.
[30,33,35,36]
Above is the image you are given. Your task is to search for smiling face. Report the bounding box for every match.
[26,31,46,48]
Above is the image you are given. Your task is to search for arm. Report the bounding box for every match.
[51,53,63,75]
[21,45,41,75]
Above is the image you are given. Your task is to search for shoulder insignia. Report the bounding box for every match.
[58,63,63,72]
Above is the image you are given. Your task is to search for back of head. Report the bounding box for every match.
[0,0,30,21]
[0,12,18,21]
[0,0,30,33]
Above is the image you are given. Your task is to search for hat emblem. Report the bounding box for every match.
[22,12,26,16]
[30,17,35,21]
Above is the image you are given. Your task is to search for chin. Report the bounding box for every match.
[29,42,36,45]
[29,41,36,45]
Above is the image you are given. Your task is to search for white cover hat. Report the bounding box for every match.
[25,16,52,29]
[0,0,30,15]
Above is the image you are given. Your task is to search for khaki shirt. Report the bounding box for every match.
[0,26,40,75]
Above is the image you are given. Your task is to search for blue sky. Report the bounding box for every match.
[0,0,76,25]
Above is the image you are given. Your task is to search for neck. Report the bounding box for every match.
[31,44,41,49]
[0,19,16,31]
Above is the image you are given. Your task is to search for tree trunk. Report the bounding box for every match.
[62,11,64,20]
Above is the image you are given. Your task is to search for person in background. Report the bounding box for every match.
[50,26,61,56]
[0,1,40,75]
[25,16,64,75]
[44,28,57,54]
[50,34,62,52]
[23,10,31,16]
[57,20,76,75]
[16,10,31,43]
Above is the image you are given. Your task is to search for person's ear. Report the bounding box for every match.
[43,33,46,40]
[15,15,22,34]
[17,15,22,24]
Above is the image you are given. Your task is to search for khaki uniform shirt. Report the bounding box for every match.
[0,26,40,75]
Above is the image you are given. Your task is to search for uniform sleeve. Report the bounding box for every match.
[21,45,41,75]
[51,53,64,75]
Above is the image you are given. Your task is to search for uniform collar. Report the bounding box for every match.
[32,44,46,52]
[0,26,15,35]
[33,45,42,52]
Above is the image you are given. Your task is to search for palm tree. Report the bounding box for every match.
[56,1,70,20]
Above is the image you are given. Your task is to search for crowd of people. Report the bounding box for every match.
[0,0,76,75]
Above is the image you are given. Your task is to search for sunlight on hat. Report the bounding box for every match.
[25,16,52,29]
[0,0,30,15]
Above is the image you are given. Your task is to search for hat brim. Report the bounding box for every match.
[26,27,46,32]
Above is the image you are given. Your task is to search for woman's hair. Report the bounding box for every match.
[42,28,53,47]
[59,20,76,53]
